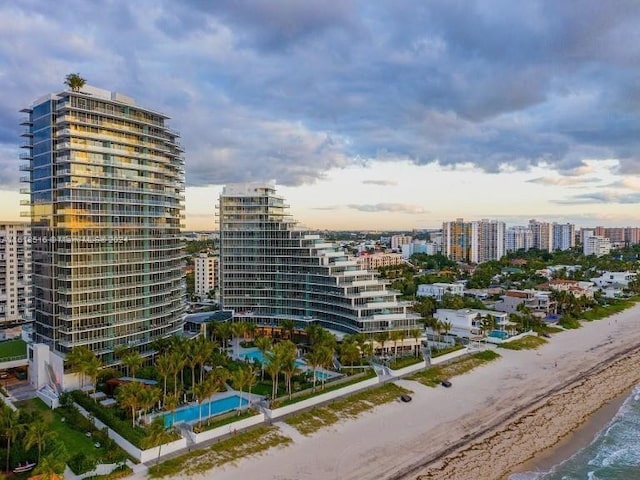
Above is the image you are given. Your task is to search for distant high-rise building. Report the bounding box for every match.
[218,183,420,336]
[552,223,576,251]
[470,219,505,263]
[529,219,553,252]
[21,85,185,367]
[505,226,533,253]
[0,223,32,326]
[583,236,611,257]
[443,219,472,262]
[390,234,413,252]
[195,253,217,299]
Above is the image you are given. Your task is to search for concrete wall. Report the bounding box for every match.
[267,376,380,420]
[74,402,188,463]
[191,413,265,444]
[64,462,126,480]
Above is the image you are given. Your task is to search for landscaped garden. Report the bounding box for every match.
[0,339,27,360]
[0,396,128,479]
[499,336,547,350]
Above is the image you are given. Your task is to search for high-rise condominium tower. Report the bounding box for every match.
[21,85,185,364]
[218,183,420,335]
[0,223,32,327]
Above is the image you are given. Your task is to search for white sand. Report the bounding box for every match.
[177,305,640,480]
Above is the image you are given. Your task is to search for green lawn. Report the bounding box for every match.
[389,356,424,370]
[0,339,27,359]
[16,398,122,469]
[581,297,639,321]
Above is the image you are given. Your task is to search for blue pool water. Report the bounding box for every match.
[313,370,332,381]
[164,395,249,427]
[488,330,509,340]
[241,349,305,367]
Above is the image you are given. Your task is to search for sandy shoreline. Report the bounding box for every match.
[508,385,632,477]
[173,303,640,480]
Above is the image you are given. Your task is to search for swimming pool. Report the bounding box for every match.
[164,395,249,427]
[488,330,508,340]
[241,349,306,367]
[313,370,333,381]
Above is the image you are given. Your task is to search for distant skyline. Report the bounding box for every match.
[2,1,640,230]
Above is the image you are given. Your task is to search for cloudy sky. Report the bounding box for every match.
[1,0,639,230]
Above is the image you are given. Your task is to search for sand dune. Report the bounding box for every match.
[180,304,640,480]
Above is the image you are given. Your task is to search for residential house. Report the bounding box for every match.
[416,282,464,301]
[433,308,510,339]
[494,289,556,317]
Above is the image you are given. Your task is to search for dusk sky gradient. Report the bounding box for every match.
[1,1,639,230]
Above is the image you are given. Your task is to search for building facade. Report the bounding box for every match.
[529,219,553,252]
[218,183,420,335]
[505,226,533,253]
[470,219,505,263]
[21,85,185,365]
[356,252,404,270]
[443,219,472,262]
[0,222,32,327]
[583,236,611,257]
[195,253,216,298]
[552,223,576,251]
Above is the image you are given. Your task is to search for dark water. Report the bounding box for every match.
[509,384,640,480]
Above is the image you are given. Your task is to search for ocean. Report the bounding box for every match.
[510,384,640,480]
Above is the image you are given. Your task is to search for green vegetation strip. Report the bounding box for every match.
[274,369,377,408]
[284,383,411,436]
[194,408,258,433]
[499,336,547,350]
[389,356,424,370]
[581,297,639,321]
[431,344,465,358]
[407,350,500,387]
[149,426,291,478]
[0,338,27,359]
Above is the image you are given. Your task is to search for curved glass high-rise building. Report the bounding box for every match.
[21,85,185,365]
[218,183,420,335]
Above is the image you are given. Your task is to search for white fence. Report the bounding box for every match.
[64,462,129,480]
[387,359,427,377]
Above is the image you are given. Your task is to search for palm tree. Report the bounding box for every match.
[231,365,256,412]
[264,349,283,400]
[280,319,296,340]
[254,336,272,381]
[201,376,220,425]
[339,342,360,369]
[122,351,143,379]
[156,353,172,400]
[410,328,423,357]
[0,404,22,473]
[305,349,323,391]
[64,73,86,92]
[317,345,334,389]
[193,337,214,383]
[169,349,185,395]
[139,387,161,423]
[276,342,298,399]
[66,345,93,388]
[143,417,173,466]
[192,382,208,428]
[25,421,53,462]
[244,322,257,341]
[390,330,404,361]
[32,453,64,480]
[216,322,232,351]
[373,331,389,357]
[231,322,246,353]
[185,341,199,394]
[163,393,179,428]
[116,382,143,427]
[85,355,102,398]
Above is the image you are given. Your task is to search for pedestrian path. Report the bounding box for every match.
[273,421,305,443]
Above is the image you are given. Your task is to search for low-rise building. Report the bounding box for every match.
[195,253,217,299]
[356,252,404,270]
[538,279,595,299]
[590,271,637,289]
[433,308,510,338]
[416,282,464,301]
[494,289,556,316]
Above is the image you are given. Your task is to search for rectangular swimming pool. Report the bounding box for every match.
[241,349,305,367]
[164,395,249,427]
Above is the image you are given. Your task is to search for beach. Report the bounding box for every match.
[177,304,640,480]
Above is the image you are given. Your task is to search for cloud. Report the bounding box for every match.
[553,191,640,205]
[2,0,640,189]
[362,179,398,186]
[527,176,601,186]
[346,203,428,214]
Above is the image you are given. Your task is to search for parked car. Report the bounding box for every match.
[441,380,452,388]
[541,332,551,338]
[400,394,412,403]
